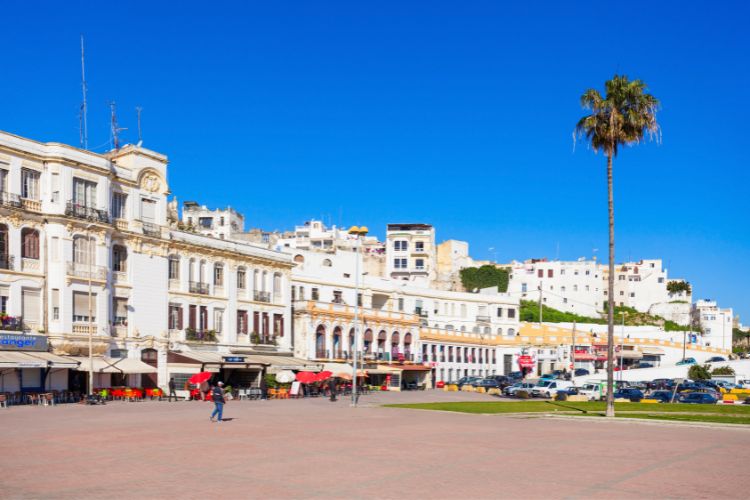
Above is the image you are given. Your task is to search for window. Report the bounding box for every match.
[113,297,128,325]
[237,310,248,334]
[22,169,40,200]
[415,241,424,252]
[547,269,553,278]
[497,307,503,318]
[51,237,59,261]
[73,291,96,322]
[585,270,590,275]
[585,285,590,292]
[214,263,224,286]
[322,259,332,267]
[537,269,543,278]
[219,217,225,227]
[73,235,93,265]
[141,198,156,222]
[573,285,578,292]
[620,291,624,296]
[273,313,284,337]
[521,283,527,293]
[22,289,41,324]
[461,304,467,318]
[237,267,246,289]
[51,289,59,320]
[394,240,408,251]
[561,286,566,292]
[619,275,626,281]
[398,298,404,312]
[73,178,96,206]
[311,288,319,301]
[415,258,425,270]
[333,290,343,304]
[658,277,665,284]
[298,286,305,300]
[560,269,565,275]
[112,192,127,219]
[0,166,7,192]
[168,255,180,280]
[21,228,39,259]
[112,245,127,272]
[51,172,59,203]
[507,308,516,319]
[630,292,635,298]
[199,217,213,228]
[357,293,363,307]
[168,304,183,330]
[394,258,407,269]
[214,309,224,333]
[0,287,7,314]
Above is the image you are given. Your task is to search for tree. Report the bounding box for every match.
[688,364,711,380]
[459,266,509,292]
[575,75,659,418]
[666,281,691,295]
[711,365,735,376]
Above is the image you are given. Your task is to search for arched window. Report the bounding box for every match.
[273,272,282,297]
[293,254,304,264]
[214,263,224,286]
[508,328,516,336]
[253,269,260,291]
[262,270,268,292]
[322,258,332,267]
[237,267,246,289]
[188,258,195,282]
[497,327,503,335]
[168,255,180,280]
[315,325,326,358]
[112,244,127,272]
[199,260,206,283]
[73,235,93,265]
[333,326,342,357]
[21,228,40,259]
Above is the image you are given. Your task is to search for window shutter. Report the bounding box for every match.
[178,306,184,330]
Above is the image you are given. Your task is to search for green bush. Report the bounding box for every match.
[711,366,735,376]
[666,281,691,295]
[515,390,530,399]
[460,266,509,293]
[688,364,711,380]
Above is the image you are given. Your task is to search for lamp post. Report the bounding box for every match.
[86,223,95,396]
[348,225,368,406]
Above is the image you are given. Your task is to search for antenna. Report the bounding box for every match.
[109,101,127,150]
[136,106,143,146]
[80,35,89,150]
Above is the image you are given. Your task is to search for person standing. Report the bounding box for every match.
[260,376,268,401]
[168,378,177,402]
[210,382,226,422]
[329,379,337,402]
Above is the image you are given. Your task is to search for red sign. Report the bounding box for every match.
[518,355,534,368]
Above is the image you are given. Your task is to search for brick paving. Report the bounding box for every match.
[1,391,748,499]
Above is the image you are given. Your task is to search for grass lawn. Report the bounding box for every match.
[384,400,750,424]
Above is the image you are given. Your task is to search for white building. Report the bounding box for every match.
[692,299,733,351]
[181,201,245,240]
[0,130,299,396]
[386,223,436,283]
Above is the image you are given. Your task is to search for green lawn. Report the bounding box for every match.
[384,401,750,424]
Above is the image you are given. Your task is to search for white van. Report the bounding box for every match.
[532,380,575,398]
[577,383,603,401]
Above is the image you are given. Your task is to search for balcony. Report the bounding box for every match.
[113,219,129,232]
[415,308,429,318]
[21,258,40,272]
[142,222,161,237]
[185,328,217,342]
[66,261,107,281]
[168,279,180,291]
[21,198,41,213]
[65,201,109,224]
[254,291,271,303]
[0,255,14,271]
[113,271,127,283]
[0,315,24,331]
[72,323,96,335]
[0,192,22,209]
[315,349,329,359]
[189,281,210,295]
[476,315,491,323]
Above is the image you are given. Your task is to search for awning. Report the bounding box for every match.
[172,351,266,371]
[245,355,321,373]
[70,356,119,373]
[616,350,643,360]
[393,364,431,371]
[640,347,665,355]
[29,352,81,369]
[366,367,403,375]
[107,358,157,374]
[0,351,48,368]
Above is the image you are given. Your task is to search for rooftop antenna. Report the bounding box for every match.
[109,101,127,150]
[136,106,143,146]
[80,35,89,150]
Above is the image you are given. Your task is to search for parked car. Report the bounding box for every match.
[678,392,719,404]
[487,375,513,388]
[574,368,590,377]
[612,388,644,402]
[676,357,697,366]
[504,382,535,397]
[456,376,483,388]
[645,390,674,403]
[707,356,726,362]
[648,378,675,390]
[636,362,654,369]
[577,383,603,401]
[540,373,557,381]
[532,380,574,398]
[473,378,500,390]
[507,371,524,381]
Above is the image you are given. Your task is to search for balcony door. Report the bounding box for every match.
[141,198,156,222]
[73,178,97,208]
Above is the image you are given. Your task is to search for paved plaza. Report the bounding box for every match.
[1,391,749,499]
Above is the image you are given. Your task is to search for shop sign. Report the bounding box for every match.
[222,356,245,363]
[518,355,535,368]
[0,333,48,352]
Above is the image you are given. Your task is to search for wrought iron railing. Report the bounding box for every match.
[189,281,210,295]
[65,201,109,223]
[254,291,271,303]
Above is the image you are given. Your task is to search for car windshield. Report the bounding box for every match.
[537,381,552,387]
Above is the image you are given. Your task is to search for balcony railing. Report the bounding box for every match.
[113,219,129,232]
[0,315,24,331]
[189,281,210,295]
[22,258,40,272]
[0,255,14,270]
[0,192,22,209]
[476,315,491,323]
[65,201,109,223]
[21,198,41,212]
[142,222,161,237]
[254,291,271,303]
[185,328,217,342]
[315,349,328,359]
[66,261,107,280]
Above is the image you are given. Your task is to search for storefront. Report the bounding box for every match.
[67,356,158,391]
[0,333,80,392]
[166,351,267,391]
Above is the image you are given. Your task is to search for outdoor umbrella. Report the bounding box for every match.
[295,371,317,384]
[275,370,296,383]
[188,372,212,385]
[316,370,333,382]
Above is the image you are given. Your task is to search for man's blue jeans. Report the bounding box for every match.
[211,402,224,421]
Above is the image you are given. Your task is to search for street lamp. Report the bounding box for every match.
[86,223,95,397]
[348,225,368,406]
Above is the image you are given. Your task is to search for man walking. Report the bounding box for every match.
[168,377,177,402]
[210,382,226,422]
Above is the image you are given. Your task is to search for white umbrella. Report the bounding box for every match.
[275,370,296,383]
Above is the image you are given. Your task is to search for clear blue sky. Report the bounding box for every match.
[1,1,748,321]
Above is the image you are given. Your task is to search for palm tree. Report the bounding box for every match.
[575,75,659,418]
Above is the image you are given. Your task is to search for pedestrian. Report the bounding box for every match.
[199,380,209,400]
[168,377,177,402]
[260,376,268,401]
[329,379,337,402]
[210,381,226,422]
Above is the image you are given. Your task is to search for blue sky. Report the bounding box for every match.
[1,1,748,320]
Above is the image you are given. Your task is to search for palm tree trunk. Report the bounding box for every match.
[606,152,615,418]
